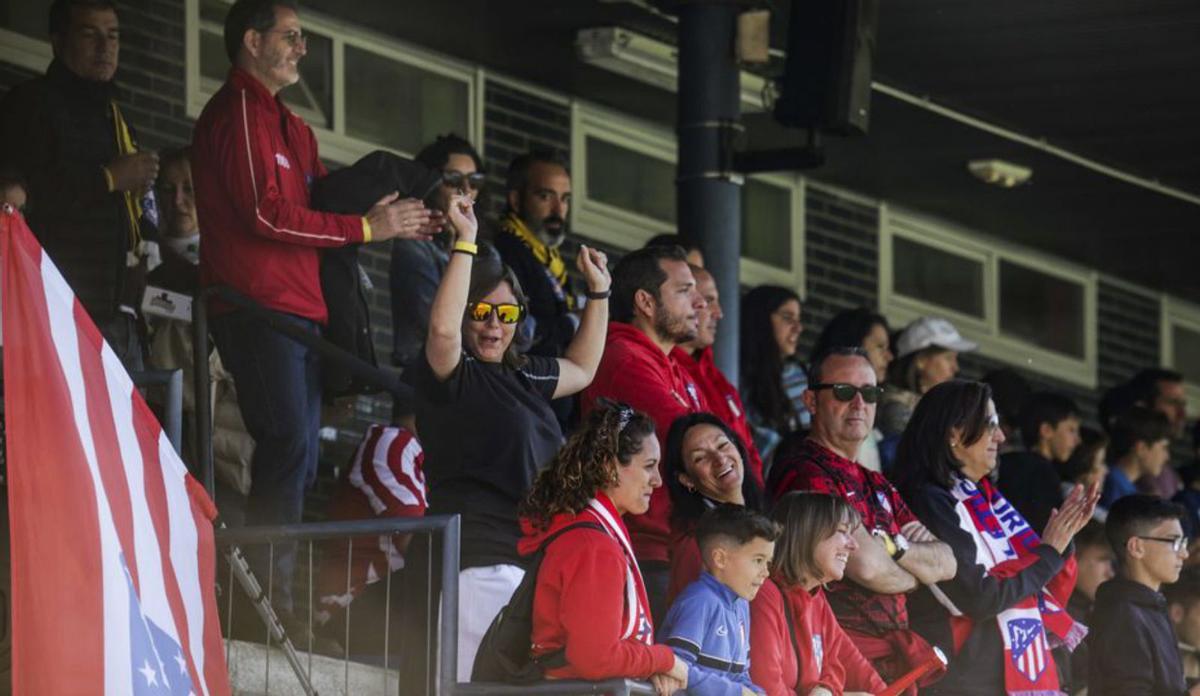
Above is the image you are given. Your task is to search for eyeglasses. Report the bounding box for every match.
[985,414,1001,433]
[442,170,487,191]
[809,383,883,404]
[1138,535,1190,553]
[266,29,306,47]
[467,301,524,324]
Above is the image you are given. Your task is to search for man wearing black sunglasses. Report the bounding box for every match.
[767,346,956,685]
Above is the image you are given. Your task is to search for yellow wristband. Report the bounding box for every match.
[361,217,373,243]
[102,166,115,192]
[453,240,478,256]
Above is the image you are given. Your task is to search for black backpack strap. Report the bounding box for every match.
[528,521,607,670]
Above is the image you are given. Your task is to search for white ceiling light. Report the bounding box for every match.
[967,158,1033,188]
[576,27,770,112]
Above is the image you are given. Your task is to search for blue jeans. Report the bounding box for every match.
[211,310,321,613]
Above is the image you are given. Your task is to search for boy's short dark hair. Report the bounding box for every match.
[1105,494,1186,563]
[610,244,689,323]
[695,505,781,559]
[223,0,298,63]
[646,233,701,255]
[1019,392,1080,449]
[1074,519,1109,553]
[1109,406,1172,460]
[49,0,116,37]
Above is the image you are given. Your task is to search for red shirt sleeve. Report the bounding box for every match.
[749,582,796,696]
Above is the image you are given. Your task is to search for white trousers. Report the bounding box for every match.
[456,564,524,682]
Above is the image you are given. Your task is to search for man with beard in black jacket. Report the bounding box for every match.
[0,0,159,371]
[1090,494,1198,696]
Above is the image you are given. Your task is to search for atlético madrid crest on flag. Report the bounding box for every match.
[1,208,231,695]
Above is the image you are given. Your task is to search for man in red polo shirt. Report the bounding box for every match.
[768,347,957,690]
[191,0,433,622]
[671,265,764,485]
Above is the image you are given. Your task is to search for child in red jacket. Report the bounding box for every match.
[750,492,886,696]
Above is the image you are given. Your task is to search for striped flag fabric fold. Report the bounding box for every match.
[2,208,231,695]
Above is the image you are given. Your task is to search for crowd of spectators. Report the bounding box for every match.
[5,0,1200,694]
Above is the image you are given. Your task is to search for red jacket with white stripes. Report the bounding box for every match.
[192,68,366,323]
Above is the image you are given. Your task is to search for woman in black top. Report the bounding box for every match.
[411,193,612,680]
[891,380,1098,695]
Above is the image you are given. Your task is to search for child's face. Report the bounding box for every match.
[1042,416,1081,463]
[1137,438,1172,477]
[1075,543,1115,601]
[1083,448,1108,490]
[713,537,774,601]
[1136,518,1188,587]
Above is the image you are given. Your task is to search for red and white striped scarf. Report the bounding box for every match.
[586,497,656,644]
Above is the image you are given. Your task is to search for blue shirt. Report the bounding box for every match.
[1101,467,1139,508]
[658,572,764,696]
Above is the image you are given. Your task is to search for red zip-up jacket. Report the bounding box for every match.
[192,68,366,324]
[581,322,707,562]
[672,346,765,486]
[520,494,675,681]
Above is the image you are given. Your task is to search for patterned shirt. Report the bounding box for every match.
[768,438,917,634]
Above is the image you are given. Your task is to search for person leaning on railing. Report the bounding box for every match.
[518,402,689,695]
[410,192,611,681]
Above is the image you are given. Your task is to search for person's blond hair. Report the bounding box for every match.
[771,491,861,588]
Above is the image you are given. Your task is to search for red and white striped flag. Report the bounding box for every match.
[2,208,230,695]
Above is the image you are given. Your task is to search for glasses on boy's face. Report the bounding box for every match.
[1138,535,1190,553]
[442,170,486,192]
[809,383,883,404]
[466,301,524,325]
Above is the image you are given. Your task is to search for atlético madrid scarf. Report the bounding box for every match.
[936,475,1086,695]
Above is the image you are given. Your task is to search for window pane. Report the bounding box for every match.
[1173,325,1200,385]
[200,30,227,83]
[0,0,54,40]
[344,46,468,155]
[741,179,791,269]
[585,137,676,223]
[999,260,1085,358]
[892,236,984,318]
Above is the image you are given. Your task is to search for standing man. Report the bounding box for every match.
[768,347,957,688]
[191,0,432,624]
[1130,368,1190,499]
[581,244,708,623]
[670,265,765,485]
[0,0,160,371]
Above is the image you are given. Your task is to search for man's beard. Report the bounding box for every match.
[654,303,696,345]
[534,215,568,248]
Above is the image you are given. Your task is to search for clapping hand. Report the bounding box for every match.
[1042,482,1101,554]
[576,244,611,294]
[365,192,437,242]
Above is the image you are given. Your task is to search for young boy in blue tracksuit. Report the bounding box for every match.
[659,505,781,696]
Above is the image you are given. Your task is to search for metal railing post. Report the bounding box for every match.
[439,515,461,696]
[193,287,214,496]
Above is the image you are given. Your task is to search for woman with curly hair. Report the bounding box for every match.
[518,401,689,695]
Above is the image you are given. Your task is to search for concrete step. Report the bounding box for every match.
[226,639,400,696]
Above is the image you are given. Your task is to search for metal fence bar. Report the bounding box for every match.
[130,368,183,455]
[438,515,460,696]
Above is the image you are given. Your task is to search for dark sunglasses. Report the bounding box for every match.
[809,383,883,404]
[467,301,524,324]
[442,170,487,191]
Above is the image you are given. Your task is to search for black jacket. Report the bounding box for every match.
[904,482,1067,695]
[997,450,1064,534]
[0,60,144,323]
[493,229,576,359]
[1088,577,1187,696]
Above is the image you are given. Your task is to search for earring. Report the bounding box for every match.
[950,442,958,448]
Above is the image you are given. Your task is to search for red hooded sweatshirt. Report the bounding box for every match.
[750,578,887,696]
[192,67,367,324]
[671,346,765,486]
[519,494,675,681]
[581,322,706,562]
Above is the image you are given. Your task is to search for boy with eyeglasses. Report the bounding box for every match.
[1090,494,1198,696]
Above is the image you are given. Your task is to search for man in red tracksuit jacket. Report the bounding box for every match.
[671,264,764,486]
[582,244,708,625]
[191,0,429,622]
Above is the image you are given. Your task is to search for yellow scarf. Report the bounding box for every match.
[501,213,572,306]
[111,101,144,254]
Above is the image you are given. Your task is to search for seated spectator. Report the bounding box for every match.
[1089,495,1195,696]
[646,233,705,267]
[659,505,779,695]
[879,316,976,440]
[581,244,708,623]
[1062,427,1111,522]
[982,368,1033,452]
[749,491,886,696]
[739,285,807,462]
[1064,521,1115,695]
[148,147,200,294]
[997,392,1081,533]
[412,195,611,679]
[1166,569,1200,684]
[0,169,27,213]
[1101,406,1172,508]
[808,307,893,472]
[1129,368,1189,500]
[519,402,688,694]
[892,379,1097,696]
[768,347,955,686]
[671,265,764,484]
[663,413,766,603]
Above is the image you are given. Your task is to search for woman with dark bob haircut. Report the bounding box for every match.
[663,412,765,603]
[518,401,688,694]
[891,380,1099,695]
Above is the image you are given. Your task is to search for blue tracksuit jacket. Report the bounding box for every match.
[658,571,765,695]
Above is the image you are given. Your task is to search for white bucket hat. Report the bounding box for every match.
[895,317,977,358]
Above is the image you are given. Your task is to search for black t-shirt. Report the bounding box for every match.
[409,351,561,568]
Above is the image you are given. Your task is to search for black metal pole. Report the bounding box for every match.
[677,0,743,382]
[193,288,214,496]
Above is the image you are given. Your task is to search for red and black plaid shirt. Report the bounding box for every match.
[769,438,917,635]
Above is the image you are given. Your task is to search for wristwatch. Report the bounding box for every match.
[893,532,910,562]
[872,529,897,557]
